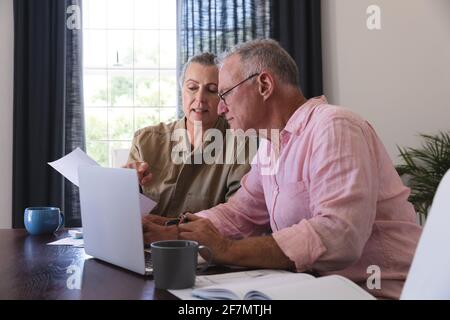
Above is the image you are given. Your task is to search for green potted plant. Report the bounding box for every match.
[396,131,450,225]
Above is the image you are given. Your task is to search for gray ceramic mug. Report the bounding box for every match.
[151,240,212,289]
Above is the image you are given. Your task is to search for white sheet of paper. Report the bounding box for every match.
[48,148,157,216]
[47,237,84,247]
[139,193,156,216]
[48,148,98,186]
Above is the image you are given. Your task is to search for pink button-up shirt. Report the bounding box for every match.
[197,96,421,299]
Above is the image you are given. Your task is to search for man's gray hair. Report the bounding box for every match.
[218,39,300,88]
[179,52,217,86]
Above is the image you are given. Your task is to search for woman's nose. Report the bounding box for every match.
[196,87,207,102]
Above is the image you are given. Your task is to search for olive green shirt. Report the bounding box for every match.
[128,117,252,218]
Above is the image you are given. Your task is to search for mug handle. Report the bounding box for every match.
[54,211,65,233]
[198,245,213,273]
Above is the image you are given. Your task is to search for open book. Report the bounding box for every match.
[183,270,375,300]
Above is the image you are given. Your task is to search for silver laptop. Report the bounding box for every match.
[78,165,153,275]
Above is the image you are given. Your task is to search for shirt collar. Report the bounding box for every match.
[283,95,328,135]
[174,116,228,153]
[174,116,228,132]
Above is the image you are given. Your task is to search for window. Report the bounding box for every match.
[83,0,177,166]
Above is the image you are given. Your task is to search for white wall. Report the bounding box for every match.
[0,0,14,228]
[322,0,450,163]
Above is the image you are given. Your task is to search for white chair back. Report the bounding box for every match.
[111,148,130,168]
[401,169,450,299]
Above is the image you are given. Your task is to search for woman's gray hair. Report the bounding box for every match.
[218,39,300,88]
[179,52,218,86]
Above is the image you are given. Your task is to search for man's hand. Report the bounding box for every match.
[178,214,233,264]
[178,214,295,270]
[123,161,152,186]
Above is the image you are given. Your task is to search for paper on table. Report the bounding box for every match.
[48,148,157,216]
[47,237,84,247]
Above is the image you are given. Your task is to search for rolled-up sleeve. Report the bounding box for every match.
[196,163,271,239]
[273,117,379,272]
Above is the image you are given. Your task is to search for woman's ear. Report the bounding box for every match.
[257,72,275,101]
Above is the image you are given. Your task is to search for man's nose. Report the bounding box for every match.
[217,100,228,115]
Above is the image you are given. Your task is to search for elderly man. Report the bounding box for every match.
[147,39,422,299]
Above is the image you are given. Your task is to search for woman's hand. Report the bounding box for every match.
[123,161,152,186]
[142,214,172,226]
[142,221,178,245]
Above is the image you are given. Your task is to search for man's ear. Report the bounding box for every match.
[257,72,275,101]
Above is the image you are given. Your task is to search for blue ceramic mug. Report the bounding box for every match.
[24,207,64,235]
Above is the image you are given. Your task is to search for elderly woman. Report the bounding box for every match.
[126,53,251,242]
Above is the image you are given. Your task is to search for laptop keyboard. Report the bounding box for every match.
[144,250,153,270]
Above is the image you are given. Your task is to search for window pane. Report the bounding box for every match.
[109,70,134,106]
[84,70,107,106]
[160,108,176,124]
[159,0,176,29]
[160,70,177,106]
[83,0,107,29]
[108,30,133,68]
[108,108,134,140]
[84,30,107,68]
[160,30,176,69]
[85,108,108,141]
[135,108,160,130]
[107,0,133,29]
[84,0,178,167]
[134,30,159,68]
[87,141,109,167]
[135,70,159,107]
[134,0,159,28]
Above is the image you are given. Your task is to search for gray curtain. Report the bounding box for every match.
[177,0,272,118]
[64,0,85,227]
[13,0,85,228]
[271,0,323,98]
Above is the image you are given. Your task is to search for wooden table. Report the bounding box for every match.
[0,229,227,300]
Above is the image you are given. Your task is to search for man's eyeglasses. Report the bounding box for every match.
[218,73,260,105]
